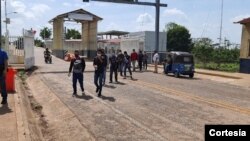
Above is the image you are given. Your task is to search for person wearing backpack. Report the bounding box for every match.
[123,51,133,79]
[0,48,8,105]
[68,50,86,96]
[109,52,118,83]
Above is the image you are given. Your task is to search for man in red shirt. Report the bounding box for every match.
[130,49,138,72]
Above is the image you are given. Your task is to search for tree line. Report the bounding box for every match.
[165,22,240,72]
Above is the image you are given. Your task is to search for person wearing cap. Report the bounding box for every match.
[0,48,8,104]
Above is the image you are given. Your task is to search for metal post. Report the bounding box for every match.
[219,0,223,46]
[155,0,160,52]
[5,0,7,35]
[0,0,2,48]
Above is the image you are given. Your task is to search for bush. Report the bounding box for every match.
[196,63,239,72]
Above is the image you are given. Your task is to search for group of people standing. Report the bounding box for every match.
[130,49,148,72]
[68,48,151,98]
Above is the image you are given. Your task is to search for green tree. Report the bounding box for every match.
[1,35,5,46]
[192,38,214,67]
[66,29,81,39]
[166,22,192,52]
[40,27,52,40]
[34,38,45,47]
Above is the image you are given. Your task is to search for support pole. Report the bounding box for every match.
[155,0,160,52]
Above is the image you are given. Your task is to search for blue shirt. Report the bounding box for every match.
[0,49,8,65]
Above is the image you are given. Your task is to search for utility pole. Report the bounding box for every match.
[87,0,167,52]
[219,0,223,46]
[5,0,7,35]
[155,0,160,52]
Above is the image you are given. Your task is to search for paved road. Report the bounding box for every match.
[32,48,250,141]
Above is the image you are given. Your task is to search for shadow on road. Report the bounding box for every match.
[165,74,201,80]
[103,84,116,89]
[0,104,13,115]
[38,71,95,74]
[100,95,116,102]
[115,82,126,85]
[75,94,93,100]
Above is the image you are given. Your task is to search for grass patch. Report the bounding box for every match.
[196,63,239,72]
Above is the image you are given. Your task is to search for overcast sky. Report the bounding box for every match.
[1,0,250,44]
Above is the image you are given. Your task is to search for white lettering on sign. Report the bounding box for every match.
[209,129,246,137]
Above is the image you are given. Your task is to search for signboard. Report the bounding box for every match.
[68,13,93,21]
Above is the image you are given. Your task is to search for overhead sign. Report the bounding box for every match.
[68,13,93,21]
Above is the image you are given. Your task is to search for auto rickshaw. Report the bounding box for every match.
[164,51,195,78]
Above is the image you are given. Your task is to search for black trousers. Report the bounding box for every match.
[138,61,143,71]
[110,66,118,82]
[124,64,132,77]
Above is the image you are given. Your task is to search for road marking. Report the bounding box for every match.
[128,79,250,115]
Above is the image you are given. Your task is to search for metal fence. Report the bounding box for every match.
[6,29,35,69]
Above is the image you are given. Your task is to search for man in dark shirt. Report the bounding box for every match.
[44,48,52,63]
[93,49,105,97]
[117,50,125,76]
[0,48,8,104]
[68,50,86,96]
[101,49,108,85]
[123,51,133,79]
[109,52,118,83]
[138,50,144,72]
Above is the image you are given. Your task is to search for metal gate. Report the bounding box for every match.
[7,29,35,69]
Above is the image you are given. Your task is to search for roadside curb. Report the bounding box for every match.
[194,71,242,79]
[14,77,30,141]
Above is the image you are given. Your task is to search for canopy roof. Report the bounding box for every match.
[98,30,129,36]
[49,9,102,23]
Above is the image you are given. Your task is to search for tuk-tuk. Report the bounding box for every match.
[164,51,195,78]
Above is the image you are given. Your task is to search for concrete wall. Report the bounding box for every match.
[82,21,98,59]
[120,38,143,55]
[120,31,167,55]
[240,23,250,58]
[144,31,167,52]
[52,18,64,59]
[239,23,250,73]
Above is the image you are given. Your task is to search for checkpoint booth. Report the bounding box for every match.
[49,9,103,59]
[235,17,250,74]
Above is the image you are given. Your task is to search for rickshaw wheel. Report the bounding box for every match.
[174,72,179,78]
[189,73,194,78]
[164,70,168,75]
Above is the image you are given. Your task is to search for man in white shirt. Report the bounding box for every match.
[152,50,159,73]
